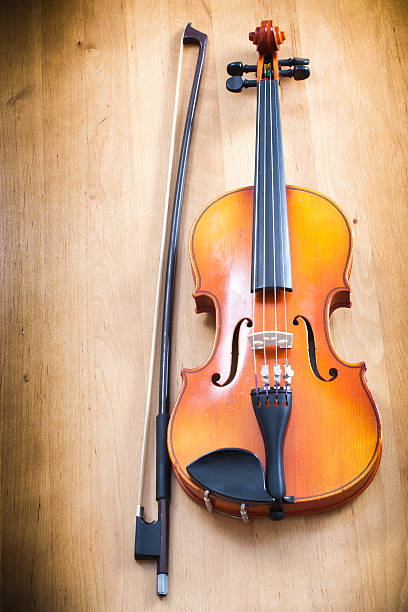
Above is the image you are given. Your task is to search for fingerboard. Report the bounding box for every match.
[251,79,292,293]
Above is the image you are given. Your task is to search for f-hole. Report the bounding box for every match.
[293,315,338,382]
[212,318,252,387]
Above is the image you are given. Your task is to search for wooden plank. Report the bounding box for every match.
[1,0,407,609]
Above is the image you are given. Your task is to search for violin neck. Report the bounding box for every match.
[251,78,292,293]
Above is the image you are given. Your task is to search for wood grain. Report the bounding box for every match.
[168,185,382,516]
[1,0,407,610]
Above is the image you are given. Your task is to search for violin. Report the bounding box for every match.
[167,20,382,520]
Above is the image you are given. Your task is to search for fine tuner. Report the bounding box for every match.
[226,57,310,92]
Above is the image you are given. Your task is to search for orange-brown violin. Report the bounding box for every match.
[168,20,382,520]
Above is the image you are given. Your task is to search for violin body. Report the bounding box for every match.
[168,185,382,517]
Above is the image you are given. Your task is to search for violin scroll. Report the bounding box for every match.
[226,21,309,91]
[249,20,286,55]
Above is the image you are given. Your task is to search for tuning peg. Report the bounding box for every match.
[279,57,309,67]
[279,65,310,81]
[226,76,257,93]
[227,61,257,76]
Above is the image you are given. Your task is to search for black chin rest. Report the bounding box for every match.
[187,448,276,504]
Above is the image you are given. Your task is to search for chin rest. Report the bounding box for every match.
[186,448,294,509]
[187,448,274,503]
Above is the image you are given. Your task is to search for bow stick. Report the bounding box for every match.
[134,22,207,597]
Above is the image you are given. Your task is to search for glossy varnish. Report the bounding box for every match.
[168,185,382,517]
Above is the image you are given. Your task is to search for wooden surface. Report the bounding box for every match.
[1,1,407,610]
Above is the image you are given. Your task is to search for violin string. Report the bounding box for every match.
[137,30,185,509]
[275,77,289,367]
[252,81,261,384]
[262,79,267,369]
[269,78,278,368]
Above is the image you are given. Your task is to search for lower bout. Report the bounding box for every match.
[172,443,382,519]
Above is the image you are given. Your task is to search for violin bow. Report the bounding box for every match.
[134,22,207,596]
